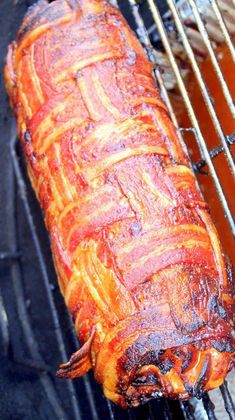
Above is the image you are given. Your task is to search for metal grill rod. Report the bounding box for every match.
[201,394,217,420]
[188,0,235,118]
[0,251,21,260]
[180,401,195,420]
[125,0,232,204]
[146,0,235,237]
[0,293,9,357]
[220,382,235,420]
[142,0,235,170]
[211,0,235,63]
[166,0,235,175]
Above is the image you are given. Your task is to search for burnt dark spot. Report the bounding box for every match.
[121,343,146,372]
[208,296,218,313]
[181,351,193,373]
[125,395,134,406]
[182,381,193,396]
[132,373,160,387]
[132,375,147,385]
[183,304,189,311]
[211,340,235,353]
[183,19,198,31]
[175,318,201,335]
[174,349,184,358]
[139,350,159,366]
[158,359,174,375]
[193,387,205,399]
[118,378,128,392]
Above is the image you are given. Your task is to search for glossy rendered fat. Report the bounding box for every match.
[5,0,234,408]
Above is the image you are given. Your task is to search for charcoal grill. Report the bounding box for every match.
[0,0,234,419]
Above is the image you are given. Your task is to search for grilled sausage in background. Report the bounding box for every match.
[4,0,235,408]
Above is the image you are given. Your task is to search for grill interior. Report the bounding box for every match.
[0,0,234,419]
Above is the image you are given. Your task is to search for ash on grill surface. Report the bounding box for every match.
[0,1,234,420]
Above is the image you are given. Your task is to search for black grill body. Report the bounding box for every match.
[0,1,234,419]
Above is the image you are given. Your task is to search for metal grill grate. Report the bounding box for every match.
[124,0,235,237]
[0,0,234,419]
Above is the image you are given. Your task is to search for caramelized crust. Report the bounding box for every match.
[5,0,234,408]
